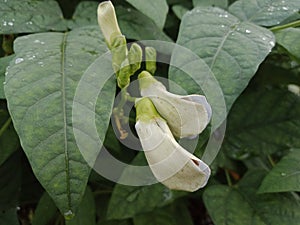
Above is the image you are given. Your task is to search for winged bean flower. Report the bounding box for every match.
[135,98,211,192]
[138,71,212,138]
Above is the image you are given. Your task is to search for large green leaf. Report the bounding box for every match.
[32,192,57,225]
[4,26,114,216]
[275,28,300,59]
[0,0,66,34]
[133,203,193,225]
[107,153,186,219]
[0,55,14,99]
[170,7,274,113]
[223,88,300,159]
[229,0,300,26]
[126,0,168,29]
[258,149,300,193]
[0,208,19,225]
[204,169,300,225]
[68,2,171,41]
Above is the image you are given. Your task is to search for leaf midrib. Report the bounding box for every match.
[60,32,71,211]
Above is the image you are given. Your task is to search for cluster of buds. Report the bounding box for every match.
[98,1,212,192]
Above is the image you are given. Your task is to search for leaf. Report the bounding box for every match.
[193,0,228,8]
[228,0,300,26]
[0,55,14,99]
[107,153,186,219]
[133,203,193,225]
[170,7,275,113]
[223,88,300,159]
[4,26,114,216]
[68,2,171,41]
[0,208,19,225]
[204,169,300,225]
[66,187,96,225]
[98,220,133,225]
[0,110,19,166]
[172,5,189,20]
[258,149,300,193]
[32,192,57,225]
[0,0,67,34]
[0,152,21,211]
[275,28,300,59]
[126,0,169,29]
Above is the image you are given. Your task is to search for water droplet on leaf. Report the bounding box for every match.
[64,210,74,220]
[15,58,24,64]
[281,172,286,176]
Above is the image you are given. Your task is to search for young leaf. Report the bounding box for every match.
[4,26,113,216]
[258,149,300,193]
[169,7,274,113]
[126,0,169,29]
[204,170,300,225]
[229,0,300,26]
[275,28,300,59]
[223,88,300,159]
[0,0,66,34]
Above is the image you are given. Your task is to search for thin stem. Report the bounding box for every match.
[267,155,276,167]
[0,117,12,137]
[270,20,300,32]
[225,169,233,187]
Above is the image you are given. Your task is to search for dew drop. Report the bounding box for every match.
[269,40,275,46]
[127,8,131,12]
[3,21,7,26]
[26,21,33,25]
[34,40,40,43]
[262,37,266,41]
[221,25,225,28]
[245,29,251,34]
[3,81,6,85]
[281,172,286,176]
[267,6,275,12]
[282,6,289,10]
[8,21,13,26]
[64,210,74,220]
[15,58,24,64]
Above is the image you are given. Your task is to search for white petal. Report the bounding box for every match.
[135,118,211,192]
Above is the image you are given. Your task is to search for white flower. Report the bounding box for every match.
[138,71,212,138]
[135,98,211,192]
[97,1,123,48]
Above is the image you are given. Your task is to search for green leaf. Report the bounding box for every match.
[223,88,300,159]
[258,149,300,193]
[275,28,300,59]
[133,203,193,225]
[0,110,19,166]
[126,0,169,29]
[170,7,274,113]
[68,2,171,41]
[66,187,96,225]
[0,0,66,34]
[0,208,19,225]
[98,220,133,225]
[107,153,186,219]
[0,55,14,99]
[4,26,112,216]
[0,152,21,211]
[116,6,172,41]
[204,169,300,225]
[229,0,300,26]
[193,0,228,8]
[32,192,57,225]
[172,5,189,20]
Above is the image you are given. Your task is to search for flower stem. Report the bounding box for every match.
[267,155,276,167]
[0,117,12,137]
[270,20,300,32]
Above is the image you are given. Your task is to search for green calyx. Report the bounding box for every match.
[145,47,157,75]
[138,70,157,90]
[135,98,161,122]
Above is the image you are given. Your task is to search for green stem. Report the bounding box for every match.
[267,155,276,167]
[270,20,300,32]
[225,169,232,187]
[0,117,12,137]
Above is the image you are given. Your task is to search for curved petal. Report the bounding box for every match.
[135,117,211,192]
